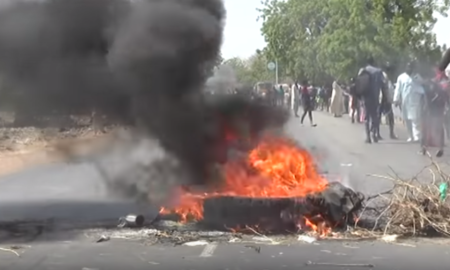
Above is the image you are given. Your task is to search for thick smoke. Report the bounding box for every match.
[205,64,238,93]
[0,0,288,206]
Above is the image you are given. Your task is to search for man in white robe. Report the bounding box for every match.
[290,83,300,117]
[330,81,344,117]
[393,62,424,142]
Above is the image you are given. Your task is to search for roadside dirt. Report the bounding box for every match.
[0,126,113,176]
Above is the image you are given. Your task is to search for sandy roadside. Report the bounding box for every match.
[0,133,112,177]
[0,148,59,176]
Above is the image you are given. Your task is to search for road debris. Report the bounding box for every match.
[381,234,398,242]
[365,162,450,237]
[297,235,317,243]
[118,214,145,228]
[246,226,281,245]
[228,237,241,243]
[0,247,20,257]
[96,235,110,243]
[183,240,209,246]
[244,244,261,253]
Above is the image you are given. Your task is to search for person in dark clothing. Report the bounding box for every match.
[357,57,386,143]
[445,108,450,140]
[439,48,450,73]
[277,85,285,106]
[377,66,397,140]
[300,80,317,126]
[349,78,361,123]
[378,94,397,139]
[310,86,318,110]
[318,87,326,111]
[343,85,350,114]
[419,78,449,157]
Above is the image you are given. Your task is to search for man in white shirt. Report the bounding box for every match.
[393,62,424,142]
[290,82,300,117]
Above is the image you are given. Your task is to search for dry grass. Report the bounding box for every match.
[355,156,450,237]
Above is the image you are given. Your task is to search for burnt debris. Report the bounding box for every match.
[192,182,364,233]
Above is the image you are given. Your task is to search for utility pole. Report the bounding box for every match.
[267,60,279,85]
[275,59,279,85]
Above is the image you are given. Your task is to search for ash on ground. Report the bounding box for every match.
[83,218,377,247]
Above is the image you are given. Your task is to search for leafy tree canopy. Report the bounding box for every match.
[258,0,449,82]
[223,51,278,86]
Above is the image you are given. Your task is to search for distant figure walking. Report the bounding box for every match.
[299,80,317,127]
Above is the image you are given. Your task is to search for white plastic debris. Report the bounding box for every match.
[252,236,273,242]
[108,229,159,239]
[251,236,280,245]
[96,235,110,243]
[228,238,241,243]
[183,240,209,246]
[297,235,317,244]
[381,234,398,242]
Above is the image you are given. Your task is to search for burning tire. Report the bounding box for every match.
[159,137,365,235]
[199,182,364,233]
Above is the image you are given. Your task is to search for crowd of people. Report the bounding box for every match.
[273,54,450,158]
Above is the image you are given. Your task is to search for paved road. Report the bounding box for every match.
[1,237,449,269]
[0,112,431,223]
[0,111,444,222]
[288,111,450,194]
[0,112,448,269]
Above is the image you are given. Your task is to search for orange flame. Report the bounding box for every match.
[160,136,328,233]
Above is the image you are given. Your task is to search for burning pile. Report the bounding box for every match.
[160,137,364,235]
[0,0,365,237]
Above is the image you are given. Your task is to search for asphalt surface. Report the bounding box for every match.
[288,111,450,195]
[0,111,448,269]
[1,237,450,269]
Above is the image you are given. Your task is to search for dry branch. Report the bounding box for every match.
[360,160,450,237]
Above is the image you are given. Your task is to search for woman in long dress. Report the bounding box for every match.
[330,81,344,117]
[420,75,449,157]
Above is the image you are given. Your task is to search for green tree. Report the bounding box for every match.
[223,51,277,85]
[259,0,449,82]
[222,57,251,84]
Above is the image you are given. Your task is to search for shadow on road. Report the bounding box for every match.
[0,200,159,243]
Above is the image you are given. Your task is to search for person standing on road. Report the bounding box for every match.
[277,85,284,106]
[290,82,300,117]
[393,62,424,143]
[356,57,386,143]
[300,80,317,127]
[419,76,449,157]
[310,85,318,110]
[349,77,361,123]
[284,85,291,108]
[330,80,344,117]
[318,86,327,111]
[377,69,398,139]
[343,84,350,114]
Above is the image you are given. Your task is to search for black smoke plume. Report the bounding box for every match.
[0,0,288,206]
